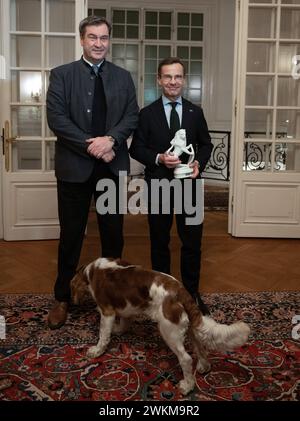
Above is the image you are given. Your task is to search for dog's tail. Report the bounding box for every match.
[194,316,250,352]
[179,288,250,352]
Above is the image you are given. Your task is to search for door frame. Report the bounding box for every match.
[0,0,87,241]
[0,0,8,240]
[229,0,300,238]
[228,0,240,235]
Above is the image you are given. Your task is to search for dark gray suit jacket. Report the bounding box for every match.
[130,97,212,180]
[47,58,139,182]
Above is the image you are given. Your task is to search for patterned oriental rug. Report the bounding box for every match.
[0,291,299,401]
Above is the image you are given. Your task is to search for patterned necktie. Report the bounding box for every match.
[169,102,180,138]
[92,64,99,76]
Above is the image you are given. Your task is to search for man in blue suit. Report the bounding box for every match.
[130,57,212,314]
[47,16,138,329]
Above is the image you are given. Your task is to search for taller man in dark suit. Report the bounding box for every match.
[46,16,138,329]
[130,57,212,314]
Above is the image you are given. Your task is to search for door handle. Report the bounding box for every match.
[3,120,18,171]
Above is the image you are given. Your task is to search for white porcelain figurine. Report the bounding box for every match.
[166,129,195,178]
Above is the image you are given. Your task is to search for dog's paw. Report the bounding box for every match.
[178,379,195,396]
[87,346,102,359]
[196,360,211,374]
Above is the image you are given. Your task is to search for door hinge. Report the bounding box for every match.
[231,195,234,211]
[234,100,237,117]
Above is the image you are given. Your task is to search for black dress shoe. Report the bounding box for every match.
[192,292,210,315]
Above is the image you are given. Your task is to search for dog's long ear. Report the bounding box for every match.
[70,265,88,305]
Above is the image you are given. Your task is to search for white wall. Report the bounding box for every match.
[208,0,235,131]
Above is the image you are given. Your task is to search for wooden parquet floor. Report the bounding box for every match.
[0,211,299,294]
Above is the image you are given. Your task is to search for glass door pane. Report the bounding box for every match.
[11,71,42,103]
[12,140,42,171]
[244,2,300,173]
[111,44,139,90]
[247,42,275,72]
[10,0,76,172]
[11,35,41,67]
[45,0,75,32]
[11,106,42,137]
[144,44,171,106]
[248,7,277,38]
[280,8,300,39]
[45,36,75,68]
[177,46,202,106]
[10,0,41,31]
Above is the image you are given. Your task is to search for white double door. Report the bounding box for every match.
[230,0,300,238]
[0,0,86,240]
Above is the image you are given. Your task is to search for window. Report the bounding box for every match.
[144,45,172,105]
[111,44,139,91]
[244,3,300,172]
[88,7,205,107]
[177,46,203,106]
[88,7,106,17]
[112,9,139,39]
[145,11,172,40]
[177,12,203,41]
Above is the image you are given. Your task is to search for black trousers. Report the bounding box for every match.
[147,177,203,296]
[55,162,124,301]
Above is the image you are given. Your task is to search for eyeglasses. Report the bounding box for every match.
[160,75,184,82]
[87,35,110,43]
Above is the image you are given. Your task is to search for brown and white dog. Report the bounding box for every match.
[71,258,250,395]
